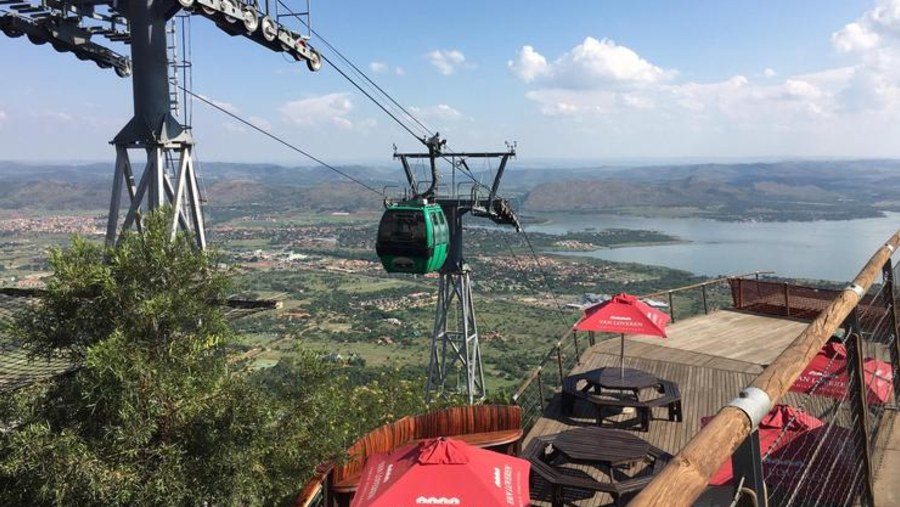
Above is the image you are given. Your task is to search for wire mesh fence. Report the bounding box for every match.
[512,274,754,433]
[709,258,900,507]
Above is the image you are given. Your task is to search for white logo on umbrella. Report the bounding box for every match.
[415,497,461,505]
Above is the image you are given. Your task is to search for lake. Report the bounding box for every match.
[526,212,900,282]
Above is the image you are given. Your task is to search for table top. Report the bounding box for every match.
[594,367,660,391]
[547,427,651,466]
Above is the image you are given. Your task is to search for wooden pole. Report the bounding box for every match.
[536,370,545,412]
[667,291,675,323]
[783,282,791,316]
[572,330,580,365]
[702,285,709,315]
[629,231,900,507]
[556,346,564,389]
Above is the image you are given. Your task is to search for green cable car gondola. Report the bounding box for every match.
[376,201,449,273]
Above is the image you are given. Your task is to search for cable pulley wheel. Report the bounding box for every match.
[260,16,277,42]
[242,4,259,34]
[177,0,195,9]
[223,0,239,23]
[306,49,322,72]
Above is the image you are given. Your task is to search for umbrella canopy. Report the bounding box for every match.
[789,342,893,404]
[351,437,530,507]
[705,405,856,503]
[573,293,670,377]
[574,293,670,336]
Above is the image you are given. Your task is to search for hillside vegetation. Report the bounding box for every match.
[3,159,900,221]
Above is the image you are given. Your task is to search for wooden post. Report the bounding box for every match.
[556,346,564,388]
[702,284,709,315]
[783,282,791,316]
[735,277,743,309]
[668,291,675,323]
[536,369,545,412]
[572,330,580,364]
[629,231,900,507]
[847,329,876,507]
[589,331,596,347]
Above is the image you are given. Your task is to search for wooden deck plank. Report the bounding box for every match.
[526,309,810,506]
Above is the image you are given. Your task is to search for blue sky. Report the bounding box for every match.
[2,0,899,164]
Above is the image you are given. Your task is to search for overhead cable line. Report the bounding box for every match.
[500,232,571,327]
[318,52,428,143]
[291,18,434,138]
[285,7,494,192]
[178,84,384,196]
[518,226,567,315]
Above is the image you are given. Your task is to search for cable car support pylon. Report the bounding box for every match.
[392,135,520,404]
[1,0,322,249]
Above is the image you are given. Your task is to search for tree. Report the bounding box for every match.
[0,211,449,506]
[0,212,342,506]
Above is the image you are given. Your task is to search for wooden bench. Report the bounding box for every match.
[561,372,596,415]
[526,439,672,507]
[563,375,682,432]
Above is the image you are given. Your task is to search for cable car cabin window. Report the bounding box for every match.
[432,210,447,242]
[378,211,427,244]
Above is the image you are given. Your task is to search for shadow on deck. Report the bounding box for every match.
[523,309,833,507]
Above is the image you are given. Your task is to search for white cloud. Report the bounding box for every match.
[621,94,654,110]
[763,68,776,78]
[369,61,404,76]
[833,22,880,53]
[199,94,239,115]
[508,46,549,83]
[222,116,271,134]
[223,122,246,133]
[409,104,463,120]
[510,37,673,90]
[0,109,6,126]
[279,93,371,130]
[427,49,470,75]
[38,110,73,122]
[248,116,273,132]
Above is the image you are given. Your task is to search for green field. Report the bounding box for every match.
[2,207,712,398]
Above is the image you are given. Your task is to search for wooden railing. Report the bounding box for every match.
[511,272,771,431]
[293,404,522,506]
[630,231,900,506]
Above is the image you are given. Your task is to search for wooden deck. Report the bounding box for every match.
[525,309,812,507]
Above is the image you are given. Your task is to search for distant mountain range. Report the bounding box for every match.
[3,159,900,221]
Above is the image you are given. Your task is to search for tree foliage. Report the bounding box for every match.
[0,212,435,506]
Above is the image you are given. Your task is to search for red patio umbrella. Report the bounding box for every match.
[351,437,530,507]
[573,293,670,378]
[704,404,856,503]
[789,342,893,404]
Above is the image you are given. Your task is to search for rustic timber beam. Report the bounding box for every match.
[629,230,900,507]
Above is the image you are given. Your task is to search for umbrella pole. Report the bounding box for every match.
[620,333,625,378]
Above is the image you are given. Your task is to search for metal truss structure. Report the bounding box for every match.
[1,0,321,248]
[395,140,519,403]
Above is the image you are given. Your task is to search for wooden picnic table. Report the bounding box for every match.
[551,426,650,467]
[593,367,661,393]
[526,427,671,507]
[562,369,683,432]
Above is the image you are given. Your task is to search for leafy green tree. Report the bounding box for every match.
[0,212,343,506]
[0,211,450,507]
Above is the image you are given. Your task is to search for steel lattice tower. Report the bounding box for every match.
[395,141,518,403]
[1,0,322,248]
